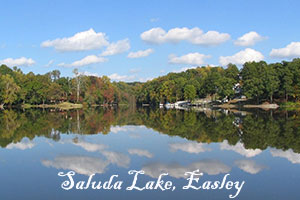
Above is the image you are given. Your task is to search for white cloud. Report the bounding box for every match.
[270,42,300,58]
[169,142,211,154]
[138,77,153,82]
[142,160,231,179]
[141,27,230,45]
[172,66,197,73]
[220,140,262,158]
[45,59,54,67]
[127,48,154,58]
[219,48,264,66]
[128,148,153,158]
[41,28,109,52]
[79,71,100,77]
[234,31,266,46]
[6,139,35,150]
[102,151,130,168]
[109,126,143,133]
[0,57,35,67]
[73,140,108,152]
[101,39,130,56]
[42,156,110,176]
[235,160,266,174]
[108,73,135,82]
[58,55,107,67]
[169,53,210,66]
[270,149,300,164]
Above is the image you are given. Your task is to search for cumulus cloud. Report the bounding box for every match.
[220,140,262,158]
[58,55,107,67]
[169,53,210,66]
[169,142,211,154]
[138,77,153,82]
[234,31,266,46]
[270,149,300,164]
[142,159,231,179]
[41,28,109,52]
[0,57,35,67]
[141,27,230,45]
[42,156,110,176]
[78,71,100,77]
[128,148,153,158]
[6,139,35,150]
[127,48,154,58]
[270,42,300,58]
[172,66,197,73]
[101,39,130,56]
[108,73,136,82]
[219,48,264,66]
[235,160,266,174]
[109,125,143,133]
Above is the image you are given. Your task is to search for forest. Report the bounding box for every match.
[136,59,300,105]
[0,58,300,107]
[0,65,139,107]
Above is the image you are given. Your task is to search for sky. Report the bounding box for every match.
[1,0,300,82]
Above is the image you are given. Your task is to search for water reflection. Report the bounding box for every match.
[0,108,299,154]
[270,148,300,164]
[234,160,267,174]
[220,140,262,158]
[169,142,211,154]
[142,160,231,178]
[42,156,110,176]
[1,108,300,199]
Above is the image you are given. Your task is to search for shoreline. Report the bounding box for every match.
[22,102,83,109]
[214,103,280,109]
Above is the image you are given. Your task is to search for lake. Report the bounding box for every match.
[0,107,299,199]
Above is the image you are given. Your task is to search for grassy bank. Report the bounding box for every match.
[279,102,300,111]
[22,102,83,109]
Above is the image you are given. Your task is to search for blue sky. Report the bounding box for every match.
[1,0,300,81]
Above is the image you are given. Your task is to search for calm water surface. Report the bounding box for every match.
[0,108,299,200]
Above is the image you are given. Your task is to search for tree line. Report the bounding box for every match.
[0,65,137,107]
[0,58,299,107]
[136,59,300,105]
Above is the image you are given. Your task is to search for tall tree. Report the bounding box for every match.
[73,68,82,103]
[0,74,20,107]
[184,85,196,101]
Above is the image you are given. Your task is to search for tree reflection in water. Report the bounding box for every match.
[0,107,299,153]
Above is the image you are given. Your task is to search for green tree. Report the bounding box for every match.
[0,74,20,106]
[241,61,266,103]
[184,84,196,101]
[263,64,279,102]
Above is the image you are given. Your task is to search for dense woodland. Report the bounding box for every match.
[0,65,138,107]
[0,58,300,107]
[136,59,300,105]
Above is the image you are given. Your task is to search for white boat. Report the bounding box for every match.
[165,103,175,109]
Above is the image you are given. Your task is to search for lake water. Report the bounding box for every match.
[0,107,299,199]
